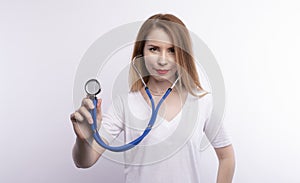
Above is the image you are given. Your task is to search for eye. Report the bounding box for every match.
[149,47,159,52]
[168,47,175,54]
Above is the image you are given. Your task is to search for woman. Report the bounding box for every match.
[70,13,235,183]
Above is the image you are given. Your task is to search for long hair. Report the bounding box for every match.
[129,13,208,97]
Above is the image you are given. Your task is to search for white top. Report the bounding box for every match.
[99,91,231,183]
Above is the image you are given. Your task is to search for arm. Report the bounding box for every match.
[71,98,106,168]
[71,97,124,168]
[214,145,235,183]
[72,137,104,168]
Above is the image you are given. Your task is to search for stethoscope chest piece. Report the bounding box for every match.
[85,79,101,97]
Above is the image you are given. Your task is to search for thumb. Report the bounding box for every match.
[97,98,102,111]
[96,98,102,121]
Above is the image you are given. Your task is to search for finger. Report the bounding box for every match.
[72,121,85,139]
[70,113,76,122]
[82,98,95,110]
[78,106,93,124]
[73,111,84,122]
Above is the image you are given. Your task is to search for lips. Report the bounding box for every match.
[156,69,169,74]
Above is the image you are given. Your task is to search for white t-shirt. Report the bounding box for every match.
[99,91,231,183]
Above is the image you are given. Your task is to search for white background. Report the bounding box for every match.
[1,0,300,182]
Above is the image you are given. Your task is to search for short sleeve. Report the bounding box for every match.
[203,94,232,148]
[99,96,125,143]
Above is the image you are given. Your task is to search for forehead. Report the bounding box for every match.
[145,28,173,46]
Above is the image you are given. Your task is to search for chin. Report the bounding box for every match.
[152,75,174,83]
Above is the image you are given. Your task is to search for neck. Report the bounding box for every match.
[147,78,174,95]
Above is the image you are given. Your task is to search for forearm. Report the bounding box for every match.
[72,137,104,168]
[214,145,235,183]
[216,156,235,183]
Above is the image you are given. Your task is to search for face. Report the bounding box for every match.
[143,28,177,83]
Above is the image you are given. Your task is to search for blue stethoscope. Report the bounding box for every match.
[85,56,180,152]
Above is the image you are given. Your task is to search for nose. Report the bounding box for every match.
[157,51,168,66]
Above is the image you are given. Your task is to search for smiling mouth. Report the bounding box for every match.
[156,70,169,74]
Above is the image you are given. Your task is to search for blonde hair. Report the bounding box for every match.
[129,13,208,97]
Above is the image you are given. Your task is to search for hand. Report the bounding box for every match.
[70,98,102,140]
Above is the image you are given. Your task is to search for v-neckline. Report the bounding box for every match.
[137,90,189,123]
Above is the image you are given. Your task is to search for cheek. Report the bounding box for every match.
[170,62,178,71]
[144,58,156,70]
[144,61,151,71]
[144,60,153,74]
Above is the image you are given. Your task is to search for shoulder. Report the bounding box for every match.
[112,91,140,102]
[112,91,143,109]
[187,92,213,119]
[188,92,213,106]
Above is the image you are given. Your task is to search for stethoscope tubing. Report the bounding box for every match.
[89,55,178,152]
[90,87,172,152]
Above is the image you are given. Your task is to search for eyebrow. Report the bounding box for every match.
[145,44,158,47]
[145,44,174,49]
